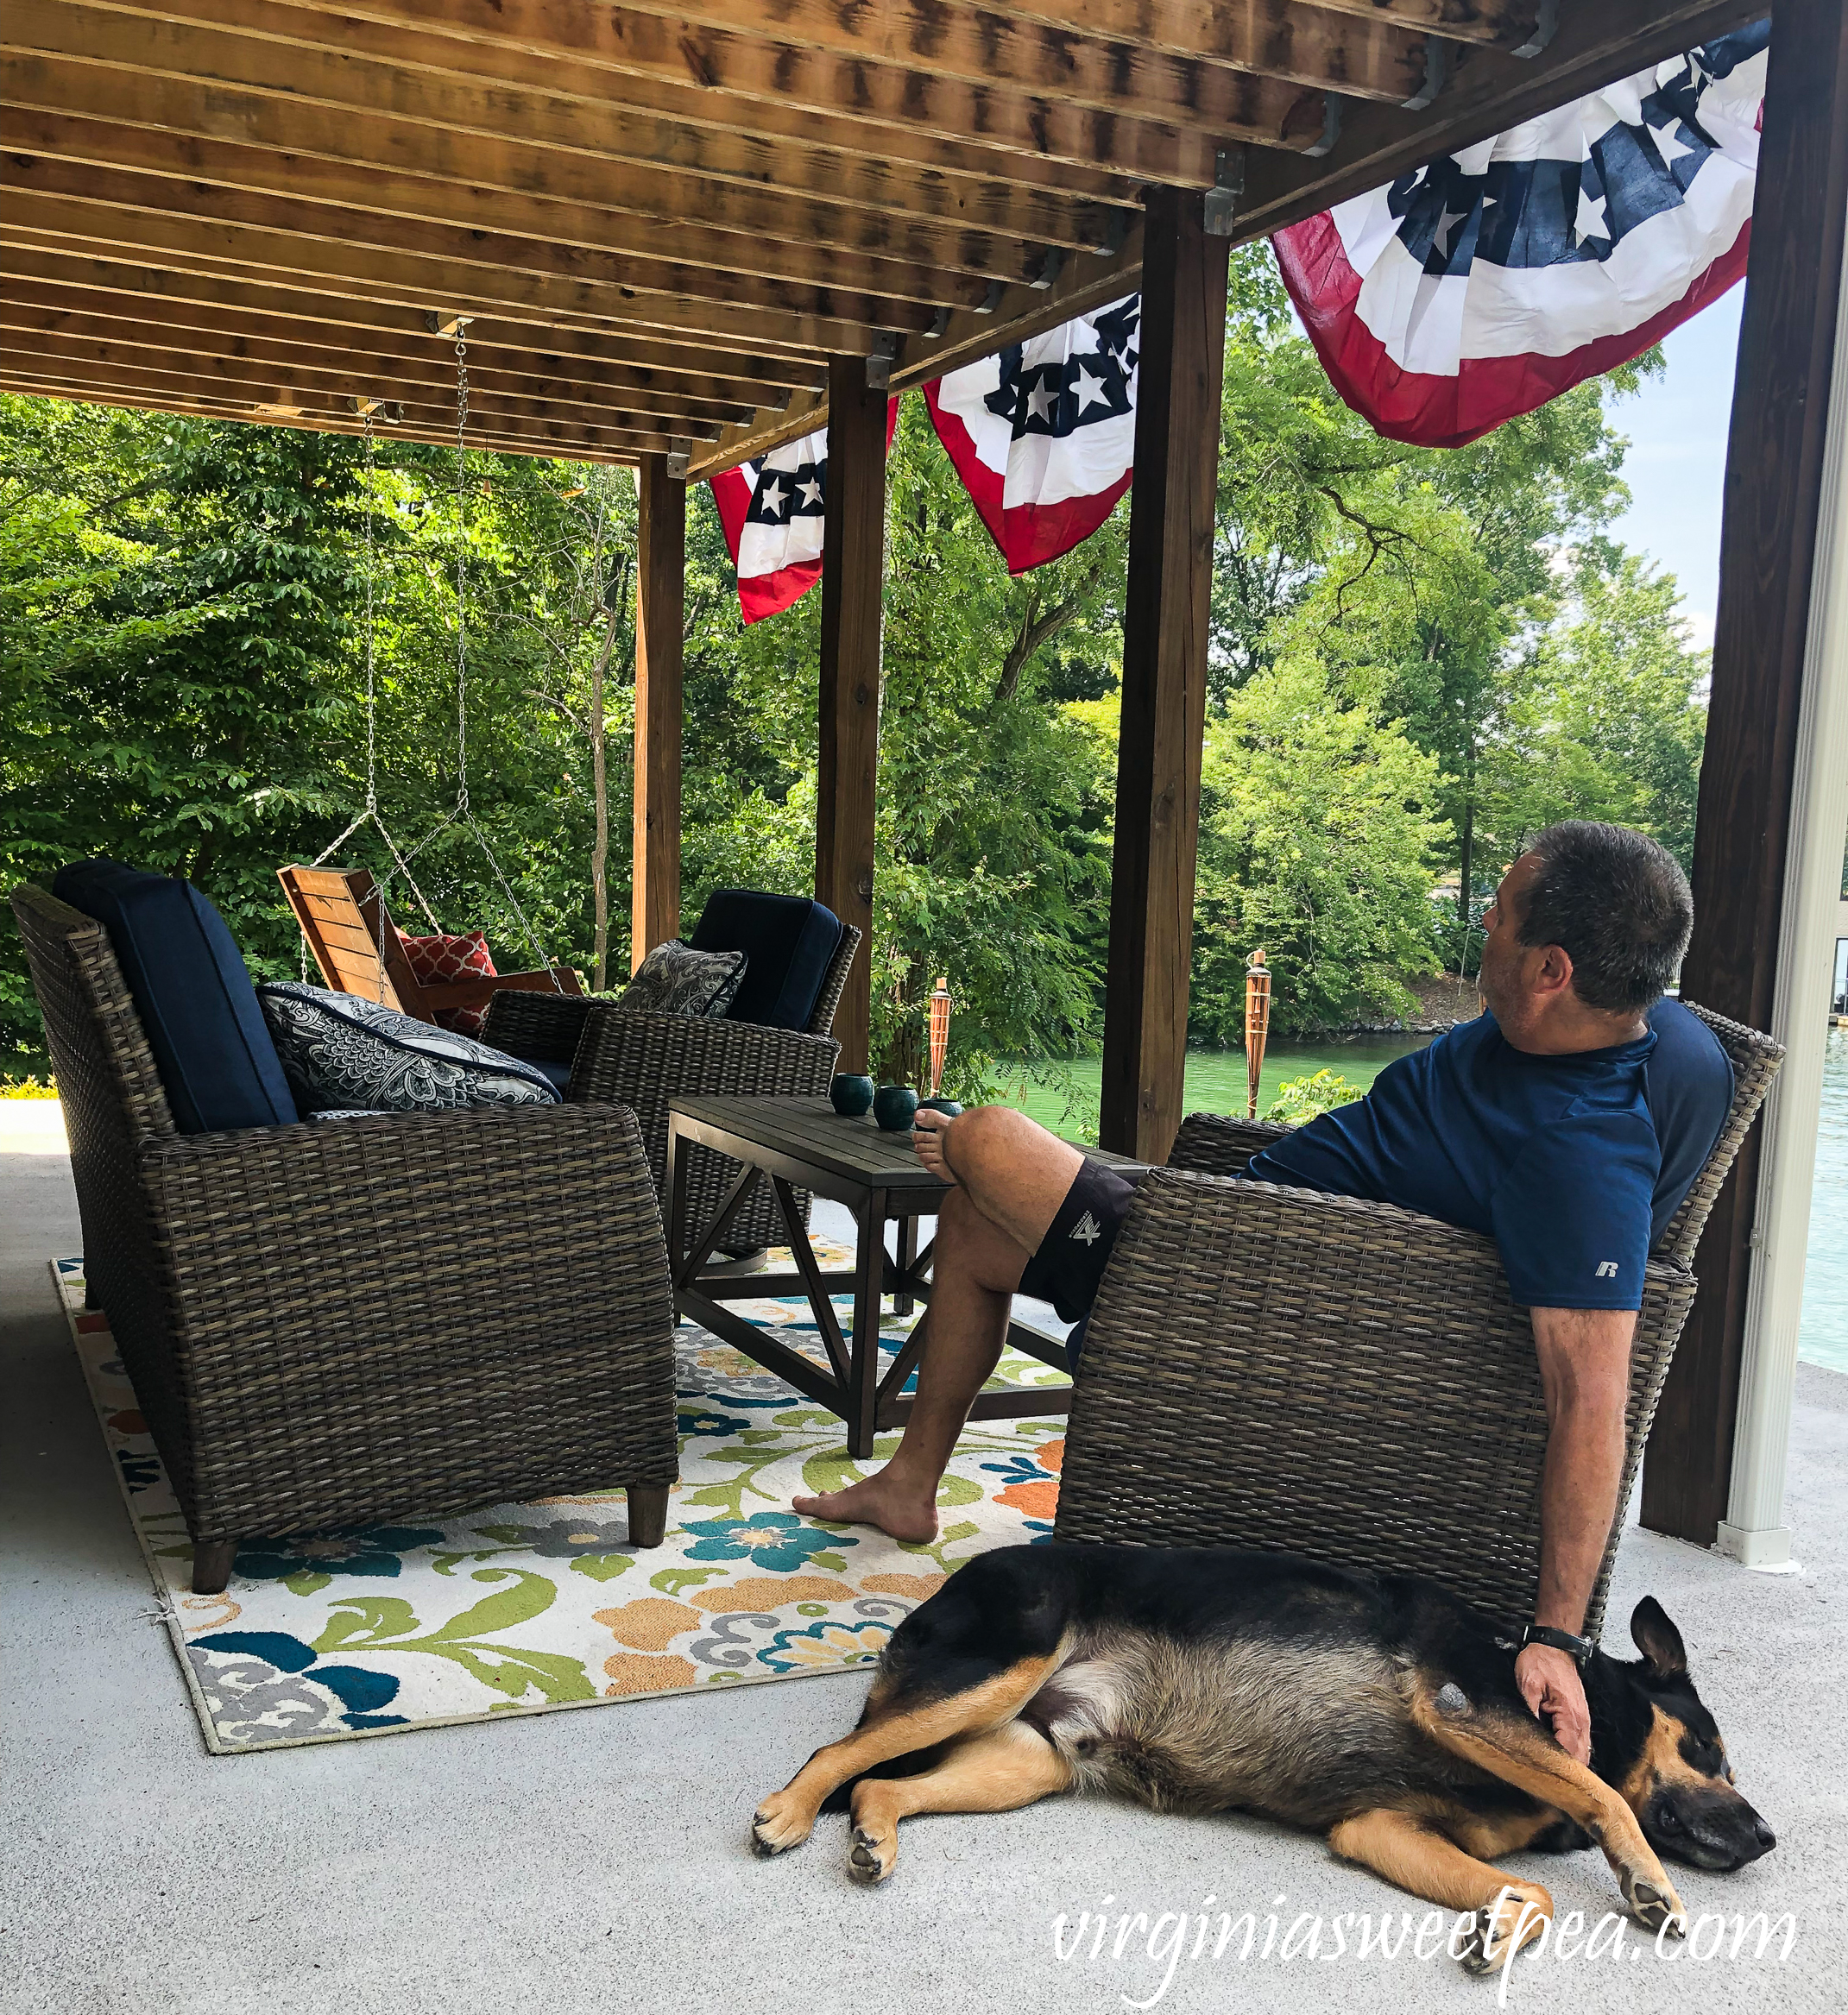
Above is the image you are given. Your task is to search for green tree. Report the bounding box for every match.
[1192,658,1451,1036]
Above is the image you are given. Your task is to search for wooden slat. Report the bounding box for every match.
[0,302,760,422]
[0,347,687,449]
[241,0,1326,173]
[16,1,1126,253]
[0,192,884,355]
[87,0,1137,206]
[0,98,1000,314]
[603,0,1436,98]
[0,374,648,460]
[1100,189,1228,1163]
[0,249,829,387]
[1289,0,1539,44]
[0,331,735,435]
[1643,0,1848,1546]
[632,456,684,971]
[0,29,1084,287]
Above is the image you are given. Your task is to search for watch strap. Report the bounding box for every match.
[1519,1621,1595,1667]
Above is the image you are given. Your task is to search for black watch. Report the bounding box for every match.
[1519,1622,1595,1668]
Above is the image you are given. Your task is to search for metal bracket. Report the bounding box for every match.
[1304,95,1344,161]
[1511,1,1561,60]
[1096,206,1135,256]
[422,310,472,338]
[665,437,692,480]
[350,396,403,422]
[1402,38,1451,112]
[1028,246,1064,291]
[974,280,1006,315]
[865,330,901,390]
[925,306,952,337]
[1203,145,1246,237]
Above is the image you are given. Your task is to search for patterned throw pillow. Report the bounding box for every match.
[256,982,560,1116]
[614,940,747,1018]
[397,929,496,1036]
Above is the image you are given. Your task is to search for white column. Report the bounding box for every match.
[1718,211,1848,1571]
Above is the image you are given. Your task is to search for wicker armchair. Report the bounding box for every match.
[1053,1004,1782,1640]
[483,923,861,1257]
[13,885,680,1596]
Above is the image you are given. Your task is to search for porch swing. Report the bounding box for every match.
[280,321,582,1028]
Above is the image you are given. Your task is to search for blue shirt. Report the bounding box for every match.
[1244,999,1732,1312]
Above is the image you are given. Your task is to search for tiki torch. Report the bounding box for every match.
[927,977,952,1098]
[1245,948,1271,1119]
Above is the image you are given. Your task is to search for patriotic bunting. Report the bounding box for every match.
[1272,22,1768,450]
[924,295,1140,575]
[708,401,898,624]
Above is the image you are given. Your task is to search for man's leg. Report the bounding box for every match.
[792,1108,1083,1541]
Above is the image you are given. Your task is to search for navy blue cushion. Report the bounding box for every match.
[53,860,299,1133]
[531,1057,573,1097]
[688,890,843,1031]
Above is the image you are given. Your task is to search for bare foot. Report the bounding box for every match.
[793,1470,940,1544]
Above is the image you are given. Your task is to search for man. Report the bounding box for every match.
[794,822,1733,1766]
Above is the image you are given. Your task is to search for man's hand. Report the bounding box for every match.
[912,1106,957,1183]
[1516,1641,1593,1765]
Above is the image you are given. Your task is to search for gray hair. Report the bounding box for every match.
[1517,822,1693,1016]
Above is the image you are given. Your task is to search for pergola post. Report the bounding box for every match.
[1643,0,1848,1556]
[631,451,684,973]
[815,354,889,1074]
[1098,187,1230,1162]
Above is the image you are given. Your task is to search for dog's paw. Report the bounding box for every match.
[847,1825,896,1886]
[749,1790,815,1858]
[1454,1888,1550,1977]
[1620,1869,1687,1937]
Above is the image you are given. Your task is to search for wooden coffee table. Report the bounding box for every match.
[665,1093,1148,1458]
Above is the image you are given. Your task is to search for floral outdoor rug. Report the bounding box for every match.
[53,1251,1069,1754]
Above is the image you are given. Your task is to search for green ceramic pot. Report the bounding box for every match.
[829,1073,875,1117]
[873,1084,919,1132]
[916,1097,963,1118]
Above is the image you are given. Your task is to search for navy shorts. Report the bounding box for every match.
[1017,1156,1151,1370]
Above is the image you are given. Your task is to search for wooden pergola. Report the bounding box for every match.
[3,0,1842,1568]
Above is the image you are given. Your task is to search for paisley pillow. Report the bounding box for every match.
[256,983,560,1116]
[614,940,747,1018]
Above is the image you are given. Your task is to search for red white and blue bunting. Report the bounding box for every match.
[924,294,1140,575]
[708,401,899,624]
[1271,21,1768,450]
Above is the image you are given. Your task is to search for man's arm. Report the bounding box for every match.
[1517,1305,1636,1764]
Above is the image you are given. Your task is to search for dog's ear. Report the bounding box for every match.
[1630,1596,1687,1678]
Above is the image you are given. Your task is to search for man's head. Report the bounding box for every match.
[1478,822,1693,1052]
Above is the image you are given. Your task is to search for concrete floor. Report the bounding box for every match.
[3,1105,1844,2015]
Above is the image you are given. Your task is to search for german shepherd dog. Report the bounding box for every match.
[751,1546,1775,1974]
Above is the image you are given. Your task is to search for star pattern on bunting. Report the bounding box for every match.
[981,298,1139,442]
[746,455,825,526]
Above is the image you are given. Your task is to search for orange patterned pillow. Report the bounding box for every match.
[398,929,496,1036]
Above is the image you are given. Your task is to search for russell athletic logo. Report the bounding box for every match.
[1070,1212,1102,1246]
[1594,1261,1620,1278]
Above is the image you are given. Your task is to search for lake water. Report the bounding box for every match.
[1000,1032,1848,1376]
[1798,1030,1848,1373]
